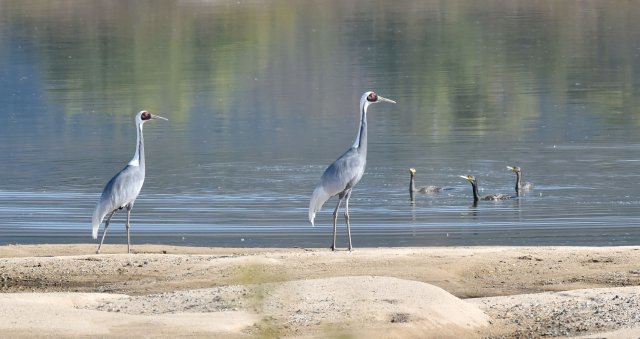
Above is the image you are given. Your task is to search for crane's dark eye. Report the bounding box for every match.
[141,111,151,120]
[367,92,378,102]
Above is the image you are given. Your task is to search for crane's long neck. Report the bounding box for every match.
[352,101,368,156]
[128,122,145,170]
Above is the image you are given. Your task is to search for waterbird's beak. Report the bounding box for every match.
[151,114,169,121]
[378,95,396,104]
[459,175,471,181]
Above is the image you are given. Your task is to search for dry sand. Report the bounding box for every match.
[1,244,640,338]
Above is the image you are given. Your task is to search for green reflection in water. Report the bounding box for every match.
[0,0,639,138]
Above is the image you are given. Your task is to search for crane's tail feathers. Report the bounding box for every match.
[309,186,331,227]
[92,211,102,240]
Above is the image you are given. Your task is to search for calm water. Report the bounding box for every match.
[0,1,639,248]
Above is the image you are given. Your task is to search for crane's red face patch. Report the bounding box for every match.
[367,92,378,102]
[141,111,151,120]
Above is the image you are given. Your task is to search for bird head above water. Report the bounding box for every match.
[135,110,169,125]
[507,166,521,174]
[360,91,396,111]
[459,175,477,185]
[409,168,417,176]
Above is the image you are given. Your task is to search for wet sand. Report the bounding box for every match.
[1,244,640,338]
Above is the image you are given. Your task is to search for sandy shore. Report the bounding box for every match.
[1,244,640,338]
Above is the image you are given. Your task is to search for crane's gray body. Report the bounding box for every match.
[309,132,366,222]
[309,92,395,251]
[92,111,166,254]
[92,163,145,233]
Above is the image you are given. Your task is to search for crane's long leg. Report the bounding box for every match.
[126,204,133,254]
[97,210,117,254]
[344,191,353,251]
[331,197,343,251]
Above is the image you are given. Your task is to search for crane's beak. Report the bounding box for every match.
[377,96,396,104]
[151,114,169,121]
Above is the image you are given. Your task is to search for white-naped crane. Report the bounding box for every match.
[92,110,167,254]
[309,91,396,251]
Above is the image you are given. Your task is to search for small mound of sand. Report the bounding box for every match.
[472,286,640,338]
[263,276,490,337]
[0,293,257,337]
[0,276,489,338]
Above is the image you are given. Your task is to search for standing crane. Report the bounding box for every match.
[309,91,396,251]
[92,110,167,254]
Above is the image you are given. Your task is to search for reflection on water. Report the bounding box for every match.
[0,1,639,247]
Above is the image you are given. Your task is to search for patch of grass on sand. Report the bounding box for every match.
[232,261,284,338]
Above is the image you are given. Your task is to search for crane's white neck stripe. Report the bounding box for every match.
[352,101,370,148]
[128,123,144,166]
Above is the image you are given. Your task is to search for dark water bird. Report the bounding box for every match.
[459,175,512,204]
[409,168,443,195]
[309,91,396,251]
[92,110,168,254]
[507,165,533,195]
